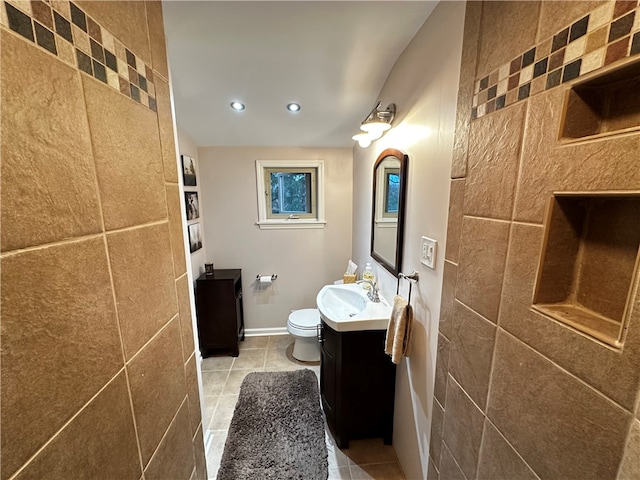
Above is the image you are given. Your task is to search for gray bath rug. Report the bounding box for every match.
[216,369,328,480]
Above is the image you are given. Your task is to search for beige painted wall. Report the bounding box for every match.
[177,128,209,280]
[351,2,466,478]
[198,147,353,331]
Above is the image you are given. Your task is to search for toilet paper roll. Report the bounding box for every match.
[259,275,273,285]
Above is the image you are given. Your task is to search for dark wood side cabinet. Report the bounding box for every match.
[319,320,396,449]
[195,269,244,357]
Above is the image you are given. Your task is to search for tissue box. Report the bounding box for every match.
[343,274,356,284]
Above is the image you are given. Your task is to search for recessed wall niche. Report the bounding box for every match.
[560,61,640,141]
[533,193,640,348]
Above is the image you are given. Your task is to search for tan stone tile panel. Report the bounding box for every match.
[499,223,640,410]
[427,458,439,480]
[444,180,465,264]
[144,401,195,480]
[1,237,123,477]
[155,77,180,183]
[487,330,631,480]
[76,0,151,65]
[177,274,196,360]
[166,185,188,277]
[438,260,457,340]
[451,79,474,179]
[514,88,640,224]
[127,318,187,465]
[193,425,208,480]
[442,375,485,480]
[464,101,526,220]
[83,76,167,231]
[11,373,141,480]
[617,418,640,479]
[538,1,607,43]
[3,0,157,112]
[438,442,465,480]
[1,30,102,252]
[434,333,450,407]
[477,420,538,480]
[456,216,510,323]
[429,398,445,468]
[145,0,169,80]
[107,223,178,359]
[185,354,202,436]
[448,300,497,409]
[459,1,482,87]
[476,1,541,79]
[471,1,640,120]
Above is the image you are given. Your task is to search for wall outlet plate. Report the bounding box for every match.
[420,236,437,269]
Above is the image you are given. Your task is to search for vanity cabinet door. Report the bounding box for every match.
[320,321,396,449]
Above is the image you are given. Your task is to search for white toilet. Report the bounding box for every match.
[287,309,321,362]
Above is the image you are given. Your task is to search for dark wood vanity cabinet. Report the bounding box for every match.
[319,320,396,449]
[195,269,244,357]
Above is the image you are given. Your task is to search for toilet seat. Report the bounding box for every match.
[288,309,319,337]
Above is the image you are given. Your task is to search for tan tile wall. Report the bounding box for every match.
[0,1,205,479]
[431,1,640,479]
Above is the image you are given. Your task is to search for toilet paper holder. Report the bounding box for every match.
[256,274,278,281]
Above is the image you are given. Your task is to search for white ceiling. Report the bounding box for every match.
[162,1,438,148]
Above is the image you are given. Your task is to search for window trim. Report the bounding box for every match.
[255,160,326,229]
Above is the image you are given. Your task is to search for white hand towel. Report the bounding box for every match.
[385,295,413,364]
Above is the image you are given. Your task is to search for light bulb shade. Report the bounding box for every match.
[352,132,372,148]
[360,121,391,133]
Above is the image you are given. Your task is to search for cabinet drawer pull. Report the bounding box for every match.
[317,323,324,343]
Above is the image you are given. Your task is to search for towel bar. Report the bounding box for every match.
[397,271,419,303]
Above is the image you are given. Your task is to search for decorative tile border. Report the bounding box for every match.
[472,1,640,120]
[1,0,157,112]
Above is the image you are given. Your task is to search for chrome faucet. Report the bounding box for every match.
[356,279,380,302]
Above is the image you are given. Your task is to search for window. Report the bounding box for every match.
[255,160,325,229]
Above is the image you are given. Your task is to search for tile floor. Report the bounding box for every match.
[201,334,405,480]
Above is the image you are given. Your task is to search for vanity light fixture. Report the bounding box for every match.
[230,101,245,111]
[287,102,301,112]
[352,102,396,148]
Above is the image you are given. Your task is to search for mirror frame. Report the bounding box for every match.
[370,148,408,277]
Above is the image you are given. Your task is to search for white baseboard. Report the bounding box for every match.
[244,327,289,337]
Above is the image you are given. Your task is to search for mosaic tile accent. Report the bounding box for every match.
[472,1,640,120]
[1,0,157,112]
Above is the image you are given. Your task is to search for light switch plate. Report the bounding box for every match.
[420,236,437,269]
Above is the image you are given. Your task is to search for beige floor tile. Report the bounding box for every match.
[202,395,219,428]
[327,442,351,468]
[268,334,294,350]
[239,336,269,350]
[264,348,296,369]
[329,466,352,479]
[201,356,234,371]
[231,349,267,370]
[221,369,264,395]
[201,371,229,396]
[201,335,402,480]
[349,462,405,479]
[209,394,239,430]
[343,438,399,466]
[205,429,227,479]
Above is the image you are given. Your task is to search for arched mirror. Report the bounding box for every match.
[371,148,408,276]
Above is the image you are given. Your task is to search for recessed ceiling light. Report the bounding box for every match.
[230,101,245,111]
[287,103,301,112]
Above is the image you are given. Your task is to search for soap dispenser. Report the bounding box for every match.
[362,262,375,290]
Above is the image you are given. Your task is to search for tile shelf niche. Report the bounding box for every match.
[533,193,640,348]
[560,59,640,142]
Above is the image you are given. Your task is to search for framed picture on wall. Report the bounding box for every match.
[185,191,200,220]
[181,155,197,186]
[188,223,202,253]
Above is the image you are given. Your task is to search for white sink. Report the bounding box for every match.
[316,283,392,332]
